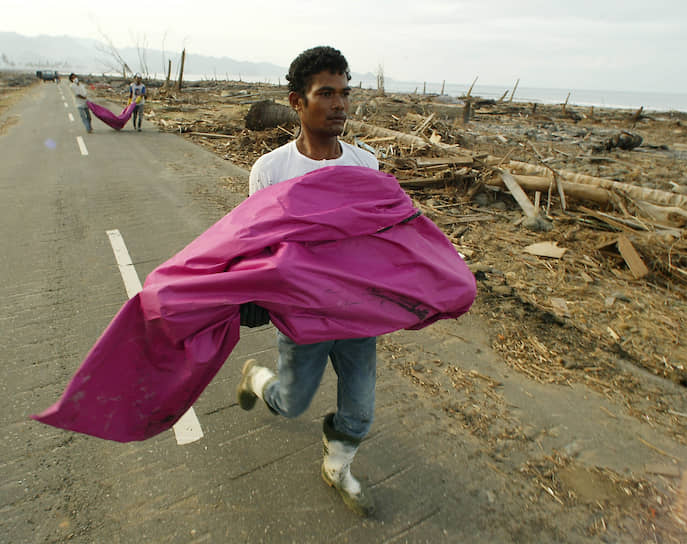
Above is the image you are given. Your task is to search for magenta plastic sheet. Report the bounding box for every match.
[87,100,137,130]
[32,166,476,442]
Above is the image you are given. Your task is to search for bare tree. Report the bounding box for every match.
[95,27,132,78]
[177,48,186,91]
[160,31,168,78]
[1,53,15,67]
[376,64,385,96]
[131,32,150,78]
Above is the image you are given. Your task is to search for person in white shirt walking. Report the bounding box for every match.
[69,73,92,133]
[238,46,379,517]
[128,73,147,131]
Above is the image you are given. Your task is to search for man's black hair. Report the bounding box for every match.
[69,73,76,81]
[286,46,351,95]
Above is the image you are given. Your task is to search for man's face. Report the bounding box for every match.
[135,77,142,84]
[292,70,350,139]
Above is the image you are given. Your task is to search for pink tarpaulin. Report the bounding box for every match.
[87,100,137,130]
[32,166,476,442]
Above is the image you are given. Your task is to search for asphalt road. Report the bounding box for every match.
[0,81,506,544]
[3,81,685,544]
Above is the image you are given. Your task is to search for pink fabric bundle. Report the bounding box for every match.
[32,166,476,442]
[87,100,137,130]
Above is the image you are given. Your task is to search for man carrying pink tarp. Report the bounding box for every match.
[38,47,477,519]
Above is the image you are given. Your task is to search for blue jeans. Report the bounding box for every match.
[132,104,143,129]
[77,106,92,131]
[263,332,377,441]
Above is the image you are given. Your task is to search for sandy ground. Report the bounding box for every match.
[5,71,687,541]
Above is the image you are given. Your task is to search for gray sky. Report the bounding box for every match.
[3,0,686,92]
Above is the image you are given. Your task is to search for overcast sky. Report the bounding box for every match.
[3,0,686,93]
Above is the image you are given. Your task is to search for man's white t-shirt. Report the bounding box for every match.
[249,140,379,195]
[70,81,88,108]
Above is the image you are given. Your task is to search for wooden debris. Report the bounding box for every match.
[550,298,571,318]
[187,131,236,139]
[499,169,538,218]
[413,112,435,136]
[120,76,687,410]
[597,235,649,279]
[414,156,474,168]
[507,160,687,210]
[636,435,676,459]
[523,241,568,259]
[486,174,612,206]
[346,119,471,155]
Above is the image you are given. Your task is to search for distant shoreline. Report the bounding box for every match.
[5,67,687,114]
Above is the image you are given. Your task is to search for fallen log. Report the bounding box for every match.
[486,173,612,205]
[506,160,687,209]
[345,120,432,150]
[186,131,236,139]
[345,120,472,156]
[414,156,474,167]
[245,100,298,130]
[634,201,687,228]
[486,173,687,229]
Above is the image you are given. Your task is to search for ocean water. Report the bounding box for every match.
[362,79,687,113]
[179,72,687,113]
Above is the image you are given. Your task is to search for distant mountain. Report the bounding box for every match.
[0,32,100,72]
[0,31,286,79]
[0,31,375,83]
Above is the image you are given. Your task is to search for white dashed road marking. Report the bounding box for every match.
[105,229,204,445]
[76,136,88,155]
[68,113,74,122]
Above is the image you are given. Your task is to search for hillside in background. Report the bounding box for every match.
[0,31,375,82]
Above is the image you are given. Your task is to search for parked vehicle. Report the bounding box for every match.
[38,70,58,81]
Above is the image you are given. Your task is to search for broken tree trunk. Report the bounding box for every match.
[466,76,478,98]
[506,160,687,209]
[345,120,472,156]
[509,78,520,103]
[346,120,431,149]
[164,59,171,89]
[486,174,612,206]
[176,48,186,91]
[634,201,687,228]
[245,100,298,130]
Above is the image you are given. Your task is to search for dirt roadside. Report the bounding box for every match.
[6,71,686,541]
